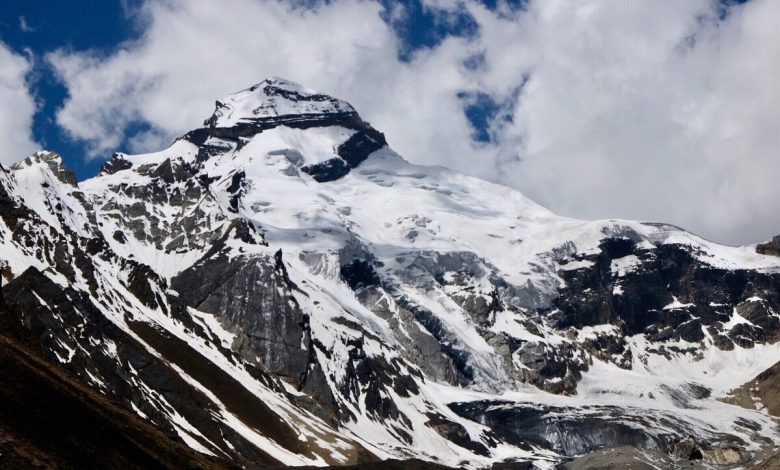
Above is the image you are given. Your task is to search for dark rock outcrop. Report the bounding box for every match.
[449,400,744,462]
[301,127,387,183]
[0,268,270,468]
[100,153,133,175]
[757,235,780,257]
[172,244,310,384]
[0,316,224,470]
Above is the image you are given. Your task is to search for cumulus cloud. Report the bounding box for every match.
[48,0,481,165]
[0,42,38,164]
[466,0,780,245]
[48,0,780,244]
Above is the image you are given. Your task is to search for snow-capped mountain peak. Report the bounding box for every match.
[2,80,780,469]
[205,77,357,129]
[184,78,389,183]
[11,150,77,186]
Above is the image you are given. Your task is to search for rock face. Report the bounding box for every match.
[0,78,779,469]
[727,358,780,419]
[450,400,749,464]
[0,296,223,470]
[757,235,780,257]
[172,241,311,383]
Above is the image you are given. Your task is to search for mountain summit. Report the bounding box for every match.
[206,77,357,128]
[1,79,780,469]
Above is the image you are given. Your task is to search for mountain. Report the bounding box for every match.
[2,77,780,469]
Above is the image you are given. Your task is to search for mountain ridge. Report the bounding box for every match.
[1,78,780,468]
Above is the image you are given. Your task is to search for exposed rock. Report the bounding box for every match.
[302,158,351,182]
[670,437,702,460]
[340,259,381,291]
[701,446,748,465]
[757,235,780,257]
[677,319,705,342]
[562,446,670,470]
[12,151,77,186]
[712,333,735,351]
[172,245,310,384]
[424,412,489,456]
[2,267,282,467]
[301,128,386,183]
[727,359,780,417]
[449,400,747,462]
[0,305,224,470]
[100,153,133,175]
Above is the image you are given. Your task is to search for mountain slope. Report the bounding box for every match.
[1,78,780,468]
[0,274,225,470]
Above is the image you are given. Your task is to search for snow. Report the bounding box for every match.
[239,125,355,166]
[610,254,642,276]
[10,152,92,238]
[166,361,321,466]
[79,140,217,278]
[629,334,780,398]
[663,296,695,311]
[3,82,780,468]
[490,310,543,343]
[187,307,237,349]
[211,78,355,128]
[723,307,755,329]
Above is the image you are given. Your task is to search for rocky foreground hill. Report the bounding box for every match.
[2,78,780,469]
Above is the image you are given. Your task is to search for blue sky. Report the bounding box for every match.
[0,0,777,245]
[0,1,139,178]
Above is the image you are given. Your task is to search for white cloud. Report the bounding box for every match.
[48,0,780,244]
[465,0,780,245]
[48,0,480,164]
[0,42,38,164]
[19,16,37,33]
